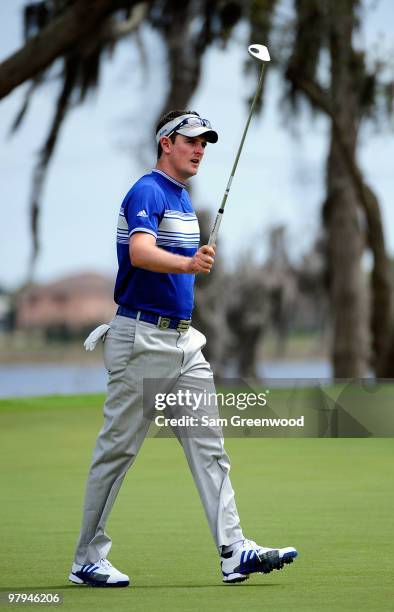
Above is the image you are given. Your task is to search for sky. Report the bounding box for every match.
[1,0,394,291]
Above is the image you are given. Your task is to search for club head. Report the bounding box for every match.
[248,44,270,62]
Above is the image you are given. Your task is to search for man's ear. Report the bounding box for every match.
[160,136,172,154]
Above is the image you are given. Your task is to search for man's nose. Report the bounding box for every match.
[194,142,205,155]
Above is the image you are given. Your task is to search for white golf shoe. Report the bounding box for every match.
[221,539,298,584]
[69,558,130,587]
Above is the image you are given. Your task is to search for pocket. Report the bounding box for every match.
[190,326,207,349]
[103,317,137,375]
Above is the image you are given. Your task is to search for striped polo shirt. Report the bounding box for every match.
[114,169,200,320]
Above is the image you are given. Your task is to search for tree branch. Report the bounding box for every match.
[109,2,148,39]
[287,68,392,373]
[0,0,115,100]
[286,69,384,240]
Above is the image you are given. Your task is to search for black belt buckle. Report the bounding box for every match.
[177,319,191,333]
[158,316,171,330]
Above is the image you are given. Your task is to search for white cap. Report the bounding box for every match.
[156,114,218,144]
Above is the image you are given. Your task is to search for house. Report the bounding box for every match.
[16,272,117,333]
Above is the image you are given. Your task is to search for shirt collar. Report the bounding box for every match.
[152,169,186,190]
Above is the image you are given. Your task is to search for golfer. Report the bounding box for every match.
[69,110,298,587]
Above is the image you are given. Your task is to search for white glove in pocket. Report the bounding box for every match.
[84,324,110,351]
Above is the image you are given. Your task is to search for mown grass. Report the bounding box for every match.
[0,394,392,611]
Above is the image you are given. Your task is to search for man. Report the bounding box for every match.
[69,110,298,587]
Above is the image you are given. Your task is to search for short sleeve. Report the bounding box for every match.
[123,183,165,239]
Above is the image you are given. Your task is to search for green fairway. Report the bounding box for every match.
[0,395,393,611]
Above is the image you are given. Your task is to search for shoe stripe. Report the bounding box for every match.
[80,564,99,576]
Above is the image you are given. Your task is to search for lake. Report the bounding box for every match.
[0,360,332,398]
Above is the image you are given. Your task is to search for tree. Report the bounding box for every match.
[0,0,246,281]
[1,0,393,377]
[226,258,269,379]
[262,226,297,356]
[284,0,393,376]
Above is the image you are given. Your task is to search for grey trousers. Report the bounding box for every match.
[74,315,243,564]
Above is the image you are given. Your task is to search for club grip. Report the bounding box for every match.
[208,210,223,246]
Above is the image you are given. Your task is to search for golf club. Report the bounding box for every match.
[208,44,271,247]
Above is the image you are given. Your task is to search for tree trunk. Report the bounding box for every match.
[226,271,268,380]
[286,0,392,377]
[323,0,369,377]
[324,136,368,376]
[362,184,393,376]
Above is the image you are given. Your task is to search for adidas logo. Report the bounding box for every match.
[136,209,148,217]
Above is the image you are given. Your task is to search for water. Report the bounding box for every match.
[0,364,107,398]
[0,361,332,398]
[258,360,331,379]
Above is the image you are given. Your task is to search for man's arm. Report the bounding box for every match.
[130,233,215,274]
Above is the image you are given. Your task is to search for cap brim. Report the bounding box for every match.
[176,126,218,143]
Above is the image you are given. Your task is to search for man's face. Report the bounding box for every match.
[161,134,207,181]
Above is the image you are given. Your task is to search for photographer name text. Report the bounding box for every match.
[154,415,304,428]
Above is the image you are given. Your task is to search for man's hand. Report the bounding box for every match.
[186,245,216,274]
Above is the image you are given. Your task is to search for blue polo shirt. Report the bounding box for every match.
[114,169,200,320]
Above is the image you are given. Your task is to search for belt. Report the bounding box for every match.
[117,306,191,332]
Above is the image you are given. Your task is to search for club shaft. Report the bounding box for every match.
[208,62,266,246]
